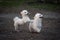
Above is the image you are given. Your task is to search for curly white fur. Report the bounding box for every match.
[29,13,43,33]
[13,10,30,32]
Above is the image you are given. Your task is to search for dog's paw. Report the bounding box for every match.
[15,30,20,32]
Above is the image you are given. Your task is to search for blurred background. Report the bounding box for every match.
[0,0,60,40]
[0,0,60,13]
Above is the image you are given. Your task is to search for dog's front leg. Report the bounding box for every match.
[29,23,32,32]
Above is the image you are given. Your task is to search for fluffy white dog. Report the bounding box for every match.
[29,13,43,33]
[13,10,30,32]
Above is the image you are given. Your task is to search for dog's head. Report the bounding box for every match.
[21,10,30,15]
[34,13,43,18]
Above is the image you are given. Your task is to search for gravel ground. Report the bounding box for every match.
[0,7,60,40]
[0,14,60,40]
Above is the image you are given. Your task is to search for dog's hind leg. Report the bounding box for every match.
[33,27,40,33]
[14,23,19,32]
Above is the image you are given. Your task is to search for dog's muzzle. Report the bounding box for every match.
[39,17,43,18]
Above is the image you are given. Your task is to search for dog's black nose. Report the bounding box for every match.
[39,17,43,18]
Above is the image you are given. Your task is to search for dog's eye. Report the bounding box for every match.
[24,12,26,13]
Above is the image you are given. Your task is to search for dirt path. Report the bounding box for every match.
[0,17,60,40]
[0,11,60,19]
[0,6,60,19]
[0,7,60,40]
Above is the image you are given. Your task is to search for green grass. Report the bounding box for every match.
[28,3,60,11]
[0,0,60,11]
[0,0,25,7]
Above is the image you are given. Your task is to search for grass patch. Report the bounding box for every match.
[0,0,25,7]
[0,0,60,11]
[28,3,60,11]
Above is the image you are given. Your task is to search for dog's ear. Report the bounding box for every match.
[20,11,23,15]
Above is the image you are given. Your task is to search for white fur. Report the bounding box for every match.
[29,13,43,33]
[13,10,30,32]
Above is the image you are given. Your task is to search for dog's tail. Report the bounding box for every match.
[13,17,19,22]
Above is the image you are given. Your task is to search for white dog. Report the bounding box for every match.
[29,13,43,33]
[13,10,30,32]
